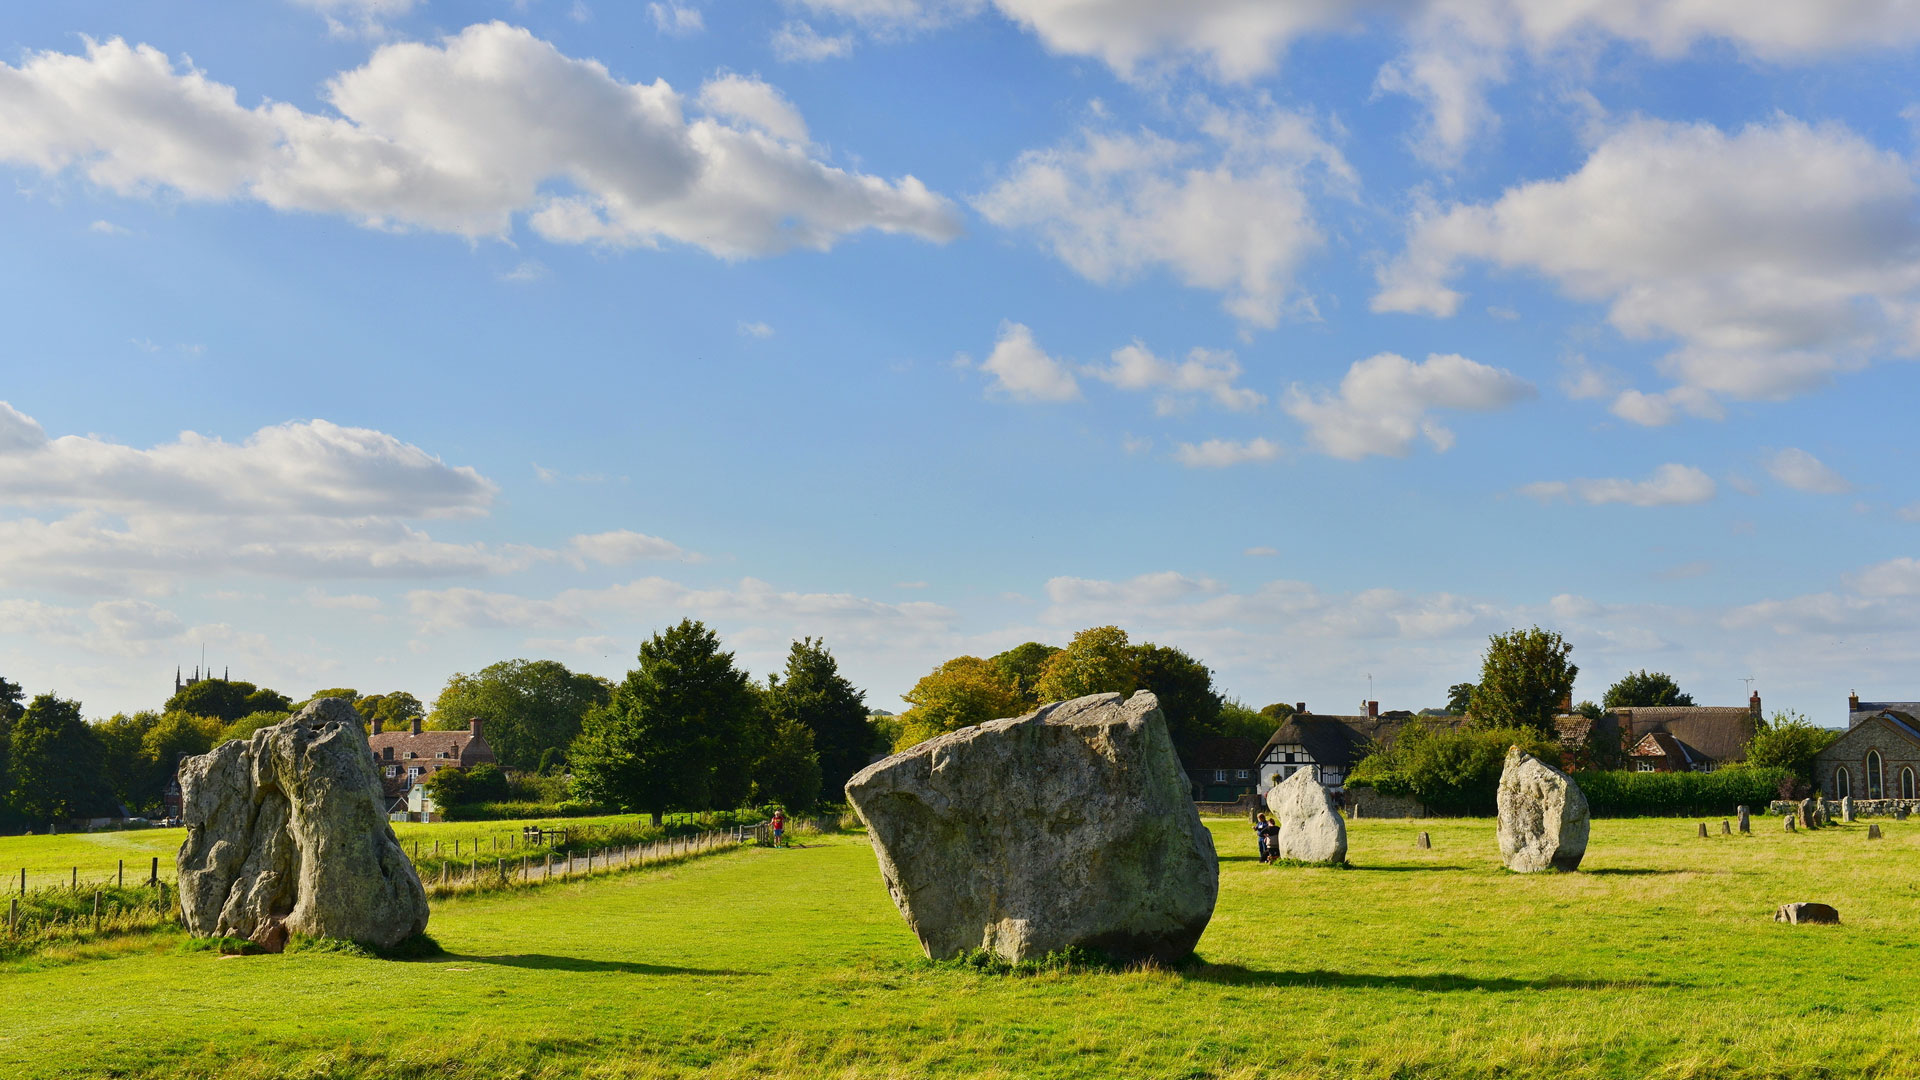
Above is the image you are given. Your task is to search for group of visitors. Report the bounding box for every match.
[1251,812,1280,864]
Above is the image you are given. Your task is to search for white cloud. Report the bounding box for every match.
[566,530,694,565]
[499,260,547,283]
[1172,437,1282,468]
[696,73,808,145]
[1375,116,1920,404]
[978,322,1080,402]
[88,219,129,235]
[975,105,1352,328]
[1282,352,1533,460]
[303,587,383,611]
[772,21,855,62]
[1244,546,1279,557]
[1520,463,1717,507]
[292,0,418,38]
[738,320,775,338]
[1898,503,1920,522]
[1085,341,1264,413]
[1766,448,1852,494]
[649,2,704,35]
[1852,557,1920,597]
[1609,386,1723,426]
[0,25,960,260]
[1560,355,1615,400]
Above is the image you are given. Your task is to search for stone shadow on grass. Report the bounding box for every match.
[1181,963,1684,992]
[1581,868,1686,876]
[449,953,757,976]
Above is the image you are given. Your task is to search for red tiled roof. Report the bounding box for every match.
[368,728,496,767]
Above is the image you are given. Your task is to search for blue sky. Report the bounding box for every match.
[2,0,1918,722]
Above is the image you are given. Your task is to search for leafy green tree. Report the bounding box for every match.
[767,638,871,798]
[8,694,109,823]
[306,688,360,704]
[1446,683,1476,716]
[0,676,23,829]
[569,620,762,824]
[1467,628,1577,735]
[1258,702,1297,721]
[1602,670,1694,710]
[893,656,1024,750]
[1348,722,1561,816]
[536,746,560,775]
[356,691,425,730]
[989,642,1062,708]
[96,711,160,814]
[424,763,511,809]
[1033,625,1142,704]
[1217,700,1278,741]
[221,710,289,743]
[166,679,292,724]
[1744,711,1841,787]
[431,660,611,771]
[753,719,822,810]
[1135,642,1224,752]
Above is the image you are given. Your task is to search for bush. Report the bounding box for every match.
[1347,722,1561,816]
[438,799,607,822]
[1573,767,1791,817]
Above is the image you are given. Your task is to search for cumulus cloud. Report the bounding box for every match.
[1375,116,1920,404]
[1520,463,1717,507]
[0,24,960,259]
[1282,352,1533,460]
[1172,438,1282,468]
[975,105,1352,328]
[1766,448,1852,494]
[772,21,855,62]
[649,2,704,35]
[1085,341,1264,413]
[696,73,808,145]
[977,322,1080,402]
[566,530,695,566]
[293,0,418,37]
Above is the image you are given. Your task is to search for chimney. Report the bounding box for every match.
[469,717,483,739]
[1749,692,1762,721]
[411,716,422,735]
[1560,692,1573,712]
[372,717,384,735]
[1295,702,1307,716]
[1849,690,1860,712]
[1366,701,1379,718]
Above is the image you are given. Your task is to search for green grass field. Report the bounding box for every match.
[2,815,1916,1079]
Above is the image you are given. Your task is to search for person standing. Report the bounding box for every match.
[770,809,787,847]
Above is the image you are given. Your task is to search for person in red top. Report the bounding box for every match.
[770,809,786,847]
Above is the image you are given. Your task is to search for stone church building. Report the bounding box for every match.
[1815,695,1920,803]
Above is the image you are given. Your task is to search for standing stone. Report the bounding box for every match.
[1868,824,1883,840]
[1264,768,1347,865]
[1496,747,1589,873]
[1417,832,1431,850]
[1798,798,1821,830]
[845,692,1216,964]
[1842,796,1855,823]
[1899,806,1912,821]
[1737,806,1751,834]
[1775,902,1840,925]
[1785,815,1797,833]
[177,698,428,951]
[1697,822,1709,838]
[1722,820,1731,835]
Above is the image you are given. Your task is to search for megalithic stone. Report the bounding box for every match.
[1496,748,1589,873]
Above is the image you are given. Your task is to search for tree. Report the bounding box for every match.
[1258,702,1297,721]
[767,638,871,799]
[1446,683,1476,716]
[1602,670,1694,710]
[306,688,360,704]
[96,711,160,814]
[431,660,611,771]
[0,676,22,829]
[166,679,292,724]
[1744,711,1841,788]
[989,642,1062,708]
[424,762,511,810]
[8,694,109,824]
[752,719,822,810]
[356,691,425,731]
[1217,700,1278,741]
[221,710,289,743]
[1135,643,1223,752]
[1033,625,1142,704]
[569,620,762,824]
[1467,628,1577,735]
[1347,722,1561,815]
[893,656,1024,750]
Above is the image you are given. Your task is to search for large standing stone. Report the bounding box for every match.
[177,698,428,951]
[1737,806,1750,834]
[845,692,1217,964]
[1798,798,1821,830]
[1496,747,1589,873]
[1264,768,1347,864]
[1841,796,1855,823]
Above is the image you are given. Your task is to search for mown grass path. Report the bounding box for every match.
[3,816,1918,1079]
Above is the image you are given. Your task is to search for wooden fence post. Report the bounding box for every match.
[7,896,16,934]
[70,867,77,891]
[118,860,124,888]
[19,868,25,895]
[92,890,101,932]
[149,857,159,886]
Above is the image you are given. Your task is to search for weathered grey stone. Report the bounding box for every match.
[1496,747,1589,873]
[845,691,1216,964]
[177,698,427,951]
[1264,768,1347,865]
[1842,796,1855,822]
[1798,798,1821,830]
[1417,831,1431,850]
[1697,822,1709,838]
[1869,823,1884,839]
[1785,814,1797,833]
[1738,805,1751,834]
[1722,820,1732,835]
[1775,902,1840,925]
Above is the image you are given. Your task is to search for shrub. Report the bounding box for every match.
[1347,722,1561,816]
[1744,712,1840,788]
[1573,766,1791,817]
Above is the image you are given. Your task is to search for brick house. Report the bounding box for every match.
[1254,702,1463,796]
[1816,694,1920,801]
[1613,694,1762,773]
[368,717,498,821]
[1185,737,1261,802]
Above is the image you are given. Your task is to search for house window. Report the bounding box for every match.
[1637,761,1655,772]
[1904,767,1916,800]
[385,766,397,778]
[1235,769,1249,780]
[1213,769,1227,782]
[407,766,421,780]
[1868,751,1885,799]
[1835,767,1851,799]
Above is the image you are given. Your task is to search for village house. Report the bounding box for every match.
[1184,737,1261,803]
[1254,702,1462,796]
[1611,693,1762,773]
[368,716,498,822]
[1815,693,1920,801]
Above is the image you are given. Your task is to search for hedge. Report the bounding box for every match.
[1573,767,1791,818]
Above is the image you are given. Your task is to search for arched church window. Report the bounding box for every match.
[1835,767,1851,799]
[1903,767,1915,801]
[1867,751,1884,799]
